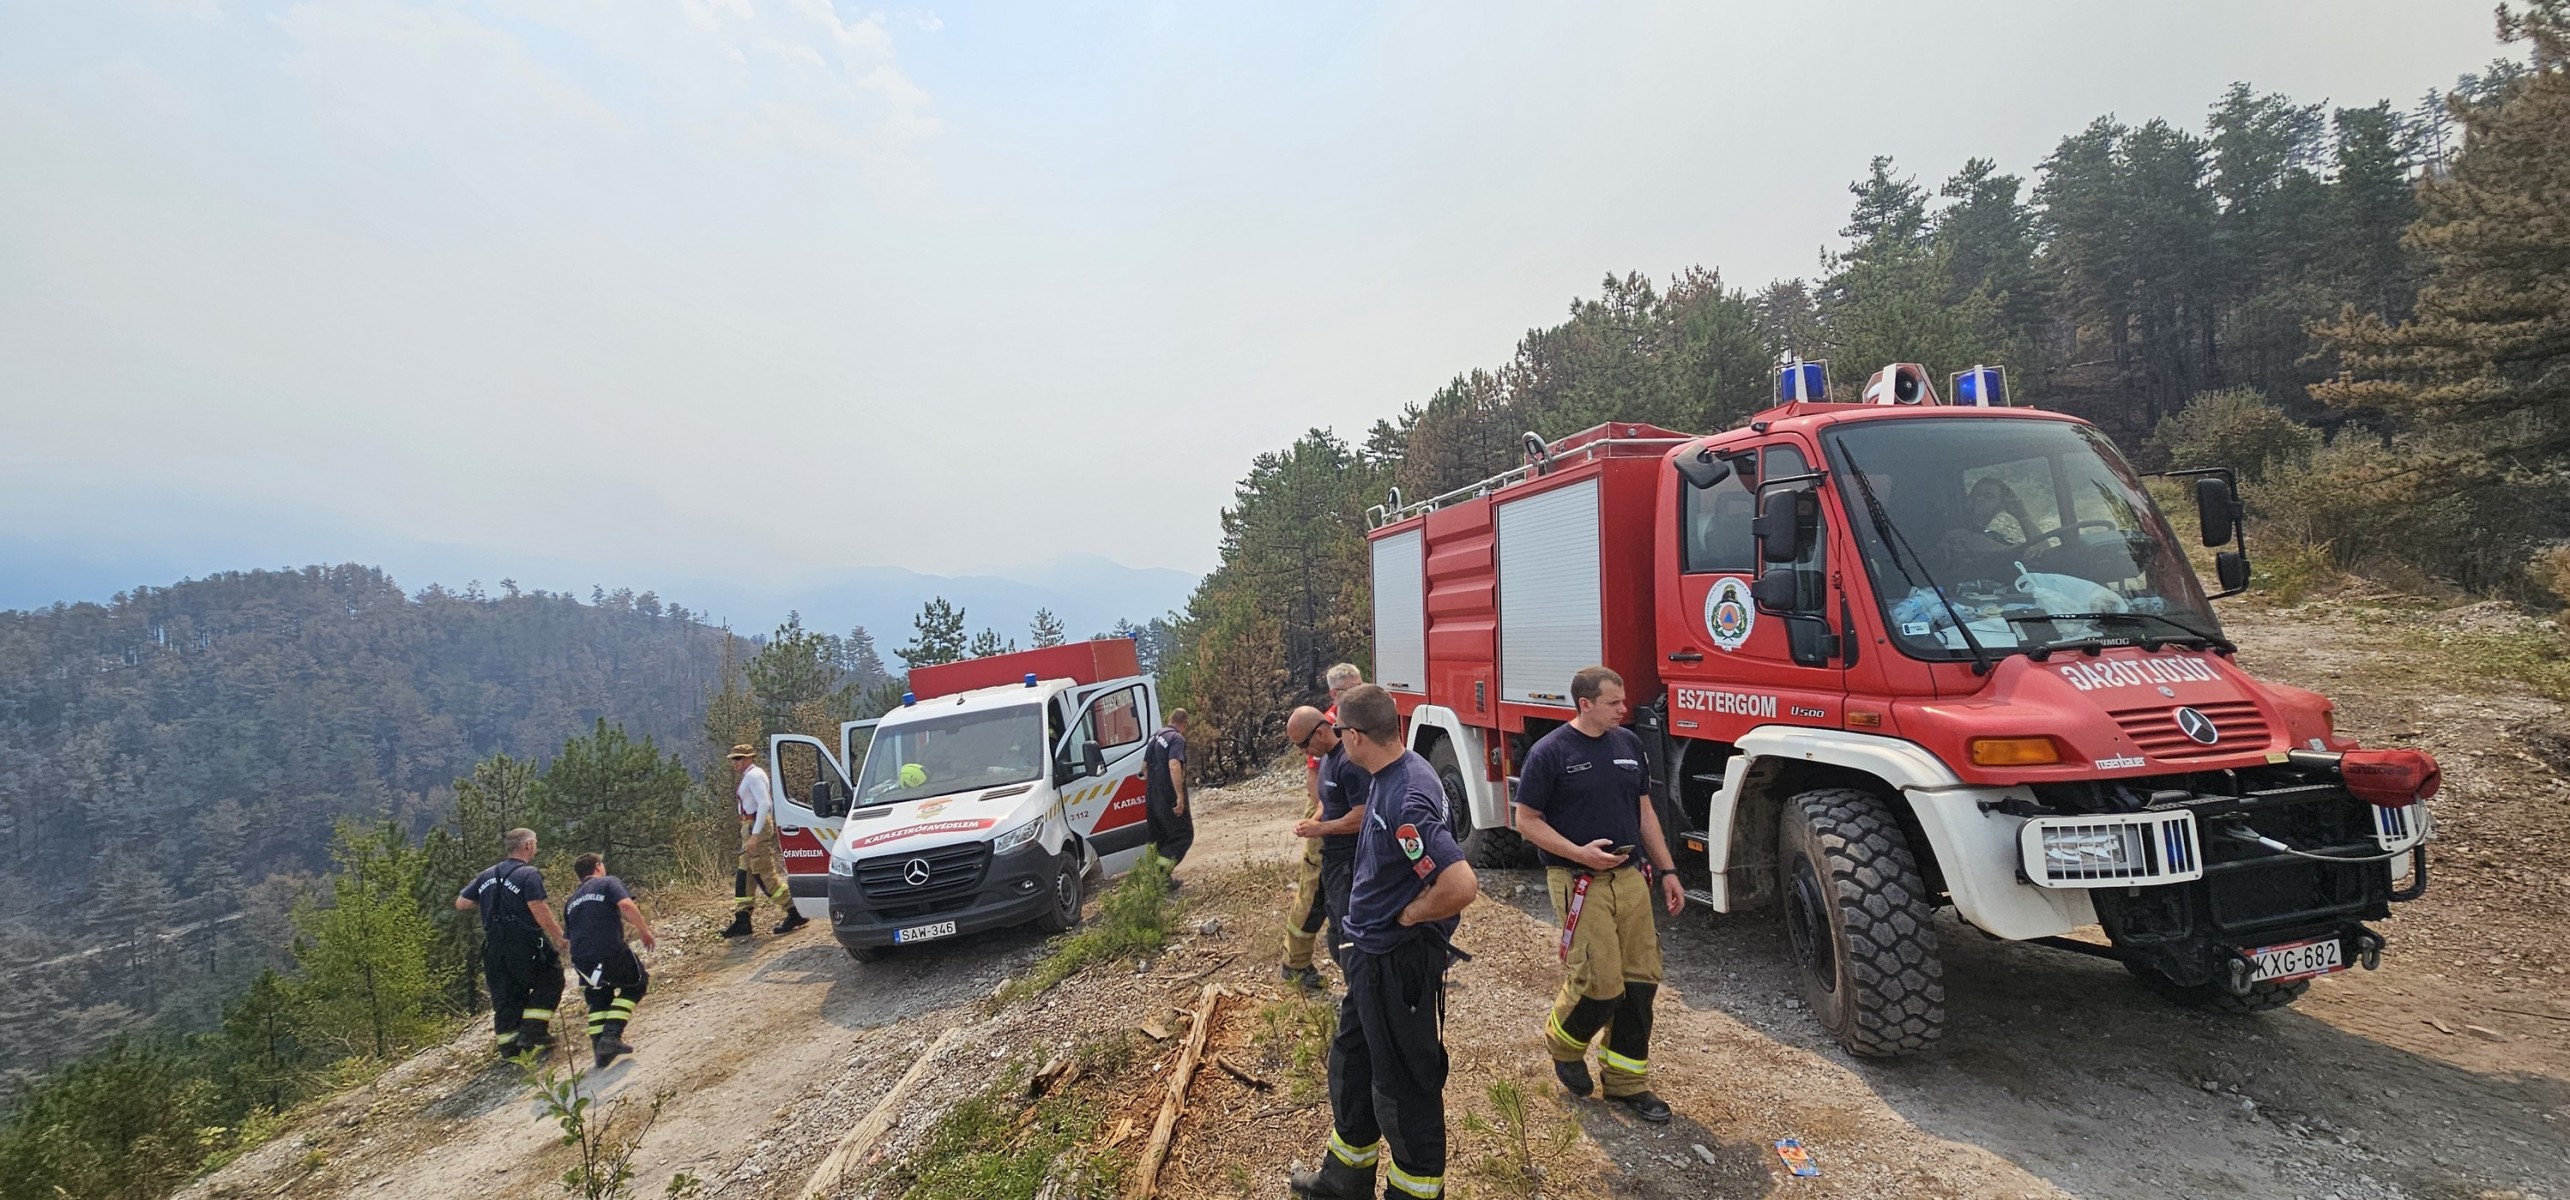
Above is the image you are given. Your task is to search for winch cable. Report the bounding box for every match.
[2219,821,2428,864]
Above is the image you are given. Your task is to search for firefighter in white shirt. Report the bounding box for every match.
[724,744,803,937]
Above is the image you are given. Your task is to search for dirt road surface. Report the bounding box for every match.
[187,597,2567,1200]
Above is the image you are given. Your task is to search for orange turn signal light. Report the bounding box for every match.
[1969,736,2063,767]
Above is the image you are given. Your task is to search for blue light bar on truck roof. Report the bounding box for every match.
[1777,360,1828,403]
[1952,365,2008,407]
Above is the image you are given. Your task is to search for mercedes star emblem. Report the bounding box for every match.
[2173,706,2220,745]
[902,858,933,887]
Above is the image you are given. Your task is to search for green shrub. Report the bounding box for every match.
[2150,388,2320,483]
[992,851,1174,1006]
[0,1041,216,1200]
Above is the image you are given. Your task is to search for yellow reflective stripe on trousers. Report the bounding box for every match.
[1327,1132,1380,1166]
[1385,1164,1443,1197]
[1600,1049,1647,1075]
[608,1000,637,1014]
[520,1008,555,1021]
[1544,1010,1589,1055]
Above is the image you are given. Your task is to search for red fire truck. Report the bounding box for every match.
[1363,362,2438,1056]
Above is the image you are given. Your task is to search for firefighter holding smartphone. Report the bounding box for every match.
[1510,666,1684,1124]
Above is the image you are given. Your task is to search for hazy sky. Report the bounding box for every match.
[0,0,2506,585]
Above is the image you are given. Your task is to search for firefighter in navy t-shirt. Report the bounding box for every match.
[1281,663,1364,989]
[453,827,568,1060]
[563,852,659,1069]
[1283,703,1368,977]
[1511,666,1685,1124]
[1142,709,1195,878]
[1290,686,1477,1200]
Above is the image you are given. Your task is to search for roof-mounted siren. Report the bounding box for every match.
[1861,362,1939,406]
[1776,359,1829,404]
[1950,364,2009,407]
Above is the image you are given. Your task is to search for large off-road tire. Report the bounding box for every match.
[2126,962,2310,1013]
[1036,851,1085,934]
[1430,740,1531,868]
[1776,787,1945,1056]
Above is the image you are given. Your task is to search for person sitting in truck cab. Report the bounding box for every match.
[1932,476,2041,580]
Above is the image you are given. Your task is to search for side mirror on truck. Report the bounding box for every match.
[2196,475,2238,547]
[808,778,847,820]
[2216,550,2250,592]
[1751,568,1801,610]
[1673,448,1732,490]
[1752,489,1812,562]
[1083,740,1106,777]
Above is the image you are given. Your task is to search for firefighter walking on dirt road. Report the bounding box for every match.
[1282,663,1366,988]
[565,852,658,1069]
[454,827,568,1060]
[1512,666,1683,1124]
[1143,709,1195,883]
[725,744,803,938]
[1291,685,1478,1200]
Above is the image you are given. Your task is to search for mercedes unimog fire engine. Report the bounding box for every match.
[1363,362,2438,1057]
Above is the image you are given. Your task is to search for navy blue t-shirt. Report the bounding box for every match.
[1512,724,1651,871]
[562,875,632,964]
[1342,751,1467,955]
[1315,743,1370,863]
[460,859,547,939]
[1144,727,1188,804]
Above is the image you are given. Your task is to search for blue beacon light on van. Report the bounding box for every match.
[901,692,916,706]
[1024,673,1039,687]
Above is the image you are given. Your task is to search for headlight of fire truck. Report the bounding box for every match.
[828,853,855,877]
[992,819,1044,856]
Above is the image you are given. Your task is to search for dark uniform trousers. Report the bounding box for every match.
[485,931,564,1053]
[1326,935,1451,1198]
[1145,793,1194,866]
[577,946,649,1044]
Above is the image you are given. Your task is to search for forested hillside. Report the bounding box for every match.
[1163,13,2570,779]
[0,566,734,1080]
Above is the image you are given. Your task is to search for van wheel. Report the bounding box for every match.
[1431,740,1529,867]
[1776,787,1944,1056]
[1036,853,1084,934]
[847,944,892,963]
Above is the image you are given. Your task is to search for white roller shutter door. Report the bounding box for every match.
[1497,479,1601,708]
[1371,529,1426,694]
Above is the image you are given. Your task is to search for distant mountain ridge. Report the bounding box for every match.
[0,539,1198,648]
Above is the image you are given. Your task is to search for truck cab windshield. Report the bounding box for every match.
[852,703,1046,805]
[1823,417,2219,662]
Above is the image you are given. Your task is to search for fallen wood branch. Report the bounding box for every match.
[797,1027,966,1200]
[1127,983,1224,1199]
[1210,1055,1272,1092]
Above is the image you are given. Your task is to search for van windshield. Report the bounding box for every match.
[1822,417,2220,662]
[852,704,1046,805]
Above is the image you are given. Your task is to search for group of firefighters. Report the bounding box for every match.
[456,665,1668,1200]
[451,741,790,1070]
[1265,663,1679,1200]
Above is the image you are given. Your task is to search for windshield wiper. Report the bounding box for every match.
[1838,448,1995,675]
[2008,611,2236,660]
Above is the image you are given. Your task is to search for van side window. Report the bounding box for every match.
[1068,685,1147,756]
[1764,445,1827,610]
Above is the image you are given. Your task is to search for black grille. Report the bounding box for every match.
[857,842,991,919]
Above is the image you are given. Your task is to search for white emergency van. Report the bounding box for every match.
[763,640,1161,962]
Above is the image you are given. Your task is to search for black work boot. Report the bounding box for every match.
[1611,1089,1672,1123]
[1287,1156,1375,1199]
[773,911,809,935]
[1280,964,1324,991]
[719,910,753,938]
[1554,1057,1594,1097]
[593,1035,630,1069]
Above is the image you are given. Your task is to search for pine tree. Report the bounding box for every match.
[898,597,969,668]
[968,628,1013,658]
[1029,608,1067,648]
[747,612,843,735]
[534,721,692,885]
[292,823,436,1061]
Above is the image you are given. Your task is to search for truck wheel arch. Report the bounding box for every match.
[1704,727,2095,941]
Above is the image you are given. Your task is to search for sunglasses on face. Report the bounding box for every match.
[1293,725,1330,750]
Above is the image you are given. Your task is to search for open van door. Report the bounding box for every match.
[1053,678,1158,876]
[767,733,858,921]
